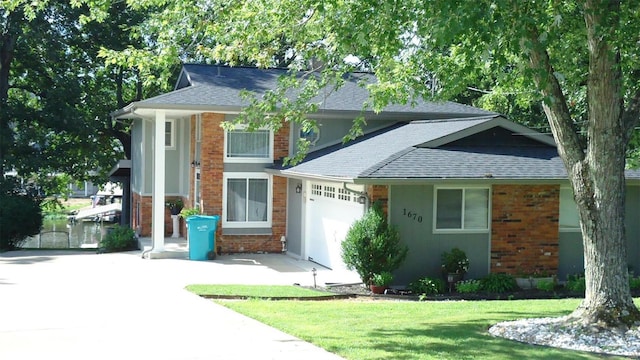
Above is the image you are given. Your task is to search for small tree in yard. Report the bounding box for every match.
[341,202,408,285]
[0,178,42,251]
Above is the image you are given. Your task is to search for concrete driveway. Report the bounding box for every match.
[0,250,359,360]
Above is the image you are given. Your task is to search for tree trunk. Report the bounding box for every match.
[568,0,639,327]
[524,0,640,328]
[570,148,638,327]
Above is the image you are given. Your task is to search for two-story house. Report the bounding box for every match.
[111,64,640,284]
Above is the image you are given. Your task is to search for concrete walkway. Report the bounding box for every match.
[0,250,360,360]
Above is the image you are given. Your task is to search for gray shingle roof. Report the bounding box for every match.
[361,146,567,179]
[124,64,494,116]
[279,116,500,178]
[278,116,640,181]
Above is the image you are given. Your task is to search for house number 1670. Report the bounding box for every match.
[402,208,423,223]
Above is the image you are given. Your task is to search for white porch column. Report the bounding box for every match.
[151,111,166,252]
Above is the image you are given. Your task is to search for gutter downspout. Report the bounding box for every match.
[342,183,369,209]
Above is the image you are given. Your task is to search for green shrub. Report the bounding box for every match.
[480,273,517,293]
[630,277,640,290]
[341,202,408,285]
[455,279,481,293]
[536,279,555,292]
[99,225,138,252]
[566,274,586,293]
[0,179,43,251]
[441,247,470,274]
[409,277,446,295]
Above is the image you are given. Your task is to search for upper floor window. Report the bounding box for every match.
[299,126,320,145]
[434,187,490,232]
[165,120,175,149]
[224,126,273,163]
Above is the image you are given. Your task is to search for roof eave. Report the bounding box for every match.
[351,177,571,185]
[265,168,357,183]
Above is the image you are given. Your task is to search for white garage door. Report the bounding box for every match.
[306,182,365,270]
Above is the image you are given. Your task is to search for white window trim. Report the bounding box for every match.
[223,125,274,163]
[222,172,272,228]
[559,186,581,232]
[165,119,176,150]
[433,186,491,233]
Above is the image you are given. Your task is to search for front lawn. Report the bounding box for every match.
[217,298,624,360]
[186,284,334,298]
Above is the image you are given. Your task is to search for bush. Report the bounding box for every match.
[536,279,555,292]
[341,202,408,285]
[630,277,640,290]
[441,247,470,274]
[455,279,481,293]
[0,179,42,251]
[566,274,586,293]
[409,277,446,295]
[480,273,517,293]
[99,225,138,252]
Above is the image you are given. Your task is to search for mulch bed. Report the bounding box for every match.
[324,284,640,301]
[197,284,640,301]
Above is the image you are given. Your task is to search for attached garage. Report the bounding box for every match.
[305,181,365,270]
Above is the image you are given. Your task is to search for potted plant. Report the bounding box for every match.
[178,207,201,219]
[370,271,394,294]
[441,247,469,283]
[165,198,184,215]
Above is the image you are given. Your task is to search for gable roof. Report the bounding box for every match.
[275,115,502,179]
[112,64,494,119]
[272,115,640,182]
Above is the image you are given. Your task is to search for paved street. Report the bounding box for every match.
[0,250,359,360]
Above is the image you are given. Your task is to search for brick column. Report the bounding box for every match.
[367,185,389,216]
[491,184,560,275]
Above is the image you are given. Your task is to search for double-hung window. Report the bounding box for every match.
[434,187,490,231]
[224,126,273,163]
[223,173,271,228]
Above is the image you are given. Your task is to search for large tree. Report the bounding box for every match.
[0,1,156,194]
[90,0,640,328]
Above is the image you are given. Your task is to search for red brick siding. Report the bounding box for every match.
[199,113,288,254]
[200,113,225,218]
[491,184,560,275]
[367,185,389,216]
[131,193,186,237]
[274,121,290,160]
[135,112,289,252]
[132,192,152,237]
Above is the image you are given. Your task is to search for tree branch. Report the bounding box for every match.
[622,83,640,140]
[524,26,586,167]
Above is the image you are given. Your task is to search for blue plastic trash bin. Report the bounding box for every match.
[185,215,220,260]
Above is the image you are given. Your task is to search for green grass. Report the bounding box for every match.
[217,298,629,360]
[42,199,90,219]
[186,284,333,298]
